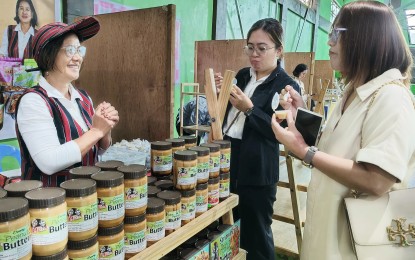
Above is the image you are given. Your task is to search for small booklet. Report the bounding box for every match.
[295,107,323,146]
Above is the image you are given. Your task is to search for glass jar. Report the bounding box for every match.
[117,164,148,216]
[195,182,208,217]
[69,166,101,179]
[146,198,165,246]
[60,179,98,241]
[124,214,146,258]
[212,140,231,173]
[165,138,185,153]
[91,171,124,228]
[200,143,220,178]
[98,223,125,259]
[31,247,68,260]
[4,180,42,197]
[188,146,210,184]
[180,189,196,226]
[157,190,181,235]
[208,177,220,208]
[95,160,124,171]
[180,135,197,149]
[67,234,98,260]
[173,150,197,190]
[219,172,230,201]
[151,141,173,175]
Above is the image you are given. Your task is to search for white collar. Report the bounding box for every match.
[249,67,270,82]
[15,24,35,36]
[356,69,405,101]
[39,76,83,102]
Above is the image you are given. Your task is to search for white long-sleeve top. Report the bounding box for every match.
[0,24,35,58]
[16,76,90,175]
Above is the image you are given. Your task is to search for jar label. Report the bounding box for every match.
[181,200,196,220]
[125,230,146,254]
[177,166,197,185]
[165,209,181,230]
[220,152,231,169]
[208,189,219,208]
[98,238,124,259]
[209,155,220,173]
[125,184,147,209]
[70,251,99,260]
[219,181,230,198]
[98,194,125,221]
[0,225,31,259]
[146,219,165,241]
[152,154,172,172]
[197,162,209,181]
[67,201,98,233]
[196,194,208,213]
[31,212,67,245]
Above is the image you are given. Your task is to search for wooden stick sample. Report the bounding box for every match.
[217,70,236,124]
[204,68,223,140]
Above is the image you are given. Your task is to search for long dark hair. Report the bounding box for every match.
[334,1,412,87]
[247,18,283,57]
[293,64,308,77]
[14,0,38,28]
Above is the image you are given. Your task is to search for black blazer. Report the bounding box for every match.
[224,63,300,185]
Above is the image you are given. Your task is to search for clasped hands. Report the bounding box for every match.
[92,101,119,137]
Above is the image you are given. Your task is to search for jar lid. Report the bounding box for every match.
[165,138,185,147]
[4,180,43,197]
[217,224,232,232]
[147,176,157,186]
[212,140,231,149]
[32,247,67,260]
[151,141,172,150]
[91,171,123,188]
[147,186,161,197]
[180,188,196,198]
[156,190,181,205]
[117,164,147,179]
[207,231,222,241]
[196,228,210,239]
[124,213,146,224]
[154,180,174,191]
[179,135,197,144]
[147,197,165,214]
[208,176,220,184]
[0,198,28,222]
[60,179,96,197]
[69,166,101,179]
[195,238,210,249]
[0,188,7,198]
[182,236,198,248]
[67,233,97,250]
[219,172,230,180]
[188,146,210,156]
[173,150,197,161]
[200,143,220,152]
[207,220,219,231]
[196,182,208,190]
[25,187,66,209]
[95,160,124,170]
[98,222,124,236]
[154,174,173,181]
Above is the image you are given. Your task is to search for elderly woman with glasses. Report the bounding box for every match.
[15,17,119,187]
[215,18,300,260]
[272,2,415,259]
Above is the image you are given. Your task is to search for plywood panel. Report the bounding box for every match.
[195,39,250,88]
[78,5,175,142]
[313,60,334,100]
[284,52,314,94]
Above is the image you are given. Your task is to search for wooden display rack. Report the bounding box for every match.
[130,194,246,259]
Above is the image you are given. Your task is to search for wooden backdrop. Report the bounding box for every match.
[313,60,334,100]
[78,5,175,142]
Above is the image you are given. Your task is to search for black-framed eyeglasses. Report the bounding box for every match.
[328,28,347,44]
[61,45,86,58]
[243,44,275,56]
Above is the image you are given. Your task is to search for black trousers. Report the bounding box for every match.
[226,136,277,260]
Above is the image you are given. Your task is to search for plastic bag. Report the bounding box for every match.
[0,57,23,86]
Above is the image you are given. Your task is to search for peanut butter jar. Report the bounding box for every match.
[98,223,125,259]
[69,166,101,179]
[147,176,157,186]
[117,164,148,217]
[67,233,98,260]
[91,171,124,228]
[148,185,161,198]
[165,138,186,153]
[200,143,220,178]
[195,182,208,217]
[212,140,231,173]
[146,197,165,246]
[180,189,196,225]
[151,141,173,175]
[188,146,210,184]
[4,180,42,197]
[157,190,181,235]
[31,247,68,260]
[60,179,98,241]
[25,188,68,256]
[180,135,197,149]
[219,172,230,201]
[0,198,31,260]
[173,150,197,190]
[124,214,146,258]
[95,160,124,171]
[155,179,174,191]
[208,177,220,208]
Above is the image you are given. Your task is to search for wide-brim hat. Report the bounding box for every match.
[32,16,100,63]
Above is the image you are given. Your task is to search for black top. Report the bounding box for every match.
[223,64,299,185]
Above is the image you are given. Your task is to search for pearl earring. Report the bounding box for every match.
[45,71,49,76]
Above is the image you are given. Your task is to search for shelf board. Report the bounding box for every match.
[181,91,205,95]
[130,194,239,260]
[233,249,247,260]
[182,125,211,132]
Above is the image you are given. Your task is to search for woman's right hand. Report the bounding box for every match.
[214,72,223,94]
[91,102,116,137]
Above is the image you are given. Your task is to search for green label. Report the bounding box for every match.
[124,230,146,254]
[0,225,31,259]
[220,153,231,169]
[177,166,197,185]
[31,212,67,245]
[220,181,230,198]
[146,219,165,241]
[98,194,124,221]
[165,209,181,230]
[67,202,98,232]
[99,238,124,259]
[69,252,98,260]
[152,154,172,171]
[197,162,209,180]
[125,184,147,209]
[181,200,196,220]
[210,155,220,172]
[196,194,208,213]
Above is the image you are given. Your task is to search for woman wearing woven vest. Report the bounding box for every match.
[15,17,119,187]
[0,0,38,58]
[271,2,415,259]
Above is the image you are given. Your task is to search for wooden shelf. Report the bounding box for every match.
[233,249,247,260]
[182,125,211,132]
[130,194,239,260]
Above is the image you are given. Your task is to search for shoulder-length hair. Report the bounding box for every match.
[334,1,413,87]
[14,0,38,28]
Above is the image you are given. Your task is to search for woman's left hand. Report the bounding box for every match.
[271,111,309,159]
[229,85,253,112]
